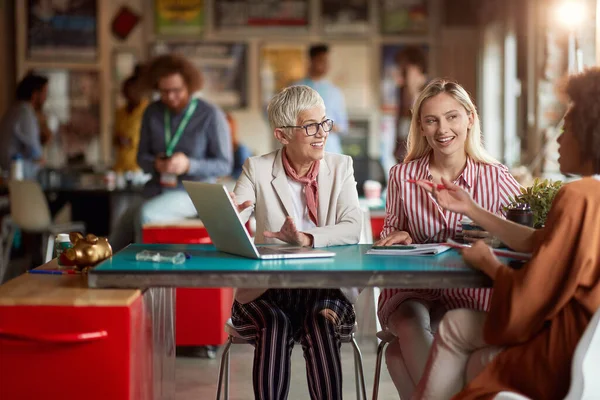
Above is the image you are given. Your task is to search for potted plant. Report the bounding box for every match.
[504,178,563,228]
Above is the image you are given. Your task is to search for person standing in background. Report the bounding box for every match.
[394,46,428,163]
[295,44,349,154]
[0,73,48,178]
[113,74,148,173]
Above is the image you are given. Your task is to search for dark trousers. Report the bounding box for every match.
[232,289,355,400]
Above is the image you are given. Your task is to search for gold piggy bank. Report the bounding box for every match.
[64,232,113,271]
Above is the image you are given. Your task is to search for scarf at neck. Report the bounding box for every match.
[282,149,320,226]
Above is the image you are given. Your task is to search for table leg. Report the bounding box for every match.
[144,287,176,400]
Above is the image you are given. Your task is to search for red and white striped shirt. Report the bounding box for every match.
[377,154,522,327]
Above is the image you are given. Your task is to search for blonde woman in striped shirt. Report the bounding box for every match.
[375,78,521,399]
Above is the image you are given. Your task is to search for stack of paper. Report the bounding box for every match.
[366,244,452,256]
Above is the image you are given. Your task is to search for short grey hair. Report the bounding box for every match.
[267,85,326,137]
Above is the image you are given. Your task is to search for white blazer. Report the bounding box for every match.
[233,149,362,304]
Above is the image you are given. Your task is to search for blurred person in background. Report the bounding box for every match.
[295,44,349,154]
[110,54,232,251]
[394,45,429,163]
[0,73,48,178]
[113,73,148,173]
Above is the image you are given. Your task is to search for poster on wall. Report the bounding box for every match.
[326,44,372,111]
[27,0,98,60]
[151,42,248,109]
[155,0,204,35]
[215,0,308,28]
[321,0,369,35]
[380,43,429,112]
[259,44,307,108]
[379,0,428,34]
[37,69,101,164]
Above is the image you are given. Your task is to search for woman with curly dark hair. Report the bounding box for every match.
[411,68,600,399]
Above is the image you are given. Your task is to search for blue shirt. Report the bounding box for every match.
[137,98,233,197]
[0,102,43,177]
[295,78,348,154]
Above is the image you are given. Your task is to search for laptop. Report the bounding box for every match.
[182,181,336,260]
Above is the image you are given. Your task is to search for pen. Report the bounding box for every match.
[28,269,81,275]
[373,245,417,250]
[405,179,447,190]
[445,239,531,261]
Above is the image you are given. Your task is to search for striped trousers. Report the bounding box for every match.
[231,289,355,400]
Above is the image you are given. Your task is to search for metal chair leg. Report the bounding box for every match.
[224,343,230,400]
[353,344,360,399]
[350,334,367,400]
[372,339,388,400]
[215,336,233,400]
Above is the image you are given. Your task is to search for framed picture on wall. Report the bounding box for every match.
[379,0,428,35]
[321,0,370,35]
[259,43,307,109]
[155,0,204,36]
[112,48,139,90]
[215,0,309,29]
[380,43,429,112]
[151,42,248,109]
[27,0,98,61]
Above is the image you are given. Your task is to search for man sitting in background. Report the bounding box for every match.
[0,73,48,178]
[110,54,232,251]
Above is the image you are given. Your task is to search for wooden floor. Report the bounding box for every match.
[176,341,399,400]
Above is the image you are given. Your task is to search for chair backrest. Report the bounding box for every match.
[564,306,600,400]
[7,180,52,232]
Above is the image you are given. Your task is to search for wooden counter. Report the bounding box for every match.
[0,259,140,307]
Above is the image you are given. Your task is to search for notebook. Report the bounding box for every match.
[366,244,452,256]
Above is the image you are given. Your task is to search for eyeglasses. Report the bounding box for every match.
[279,119,334,137]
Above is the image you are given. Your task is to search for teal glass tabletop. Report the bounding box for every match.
[92,243,473,273]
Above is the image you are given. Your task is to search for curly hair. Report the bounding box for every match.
[145,54,202,92]
[566,68,600,173]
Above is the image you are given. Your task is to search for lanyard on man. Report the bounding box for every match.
[164,98,198,157]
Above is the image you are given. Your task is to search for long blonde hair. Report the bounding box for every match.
[404,78,498,164]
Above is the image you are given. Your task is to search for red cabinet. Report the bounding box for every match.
[0,271,153,400]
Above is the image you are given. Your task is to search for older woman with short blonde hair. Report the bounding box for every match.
[231,85,362,400]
